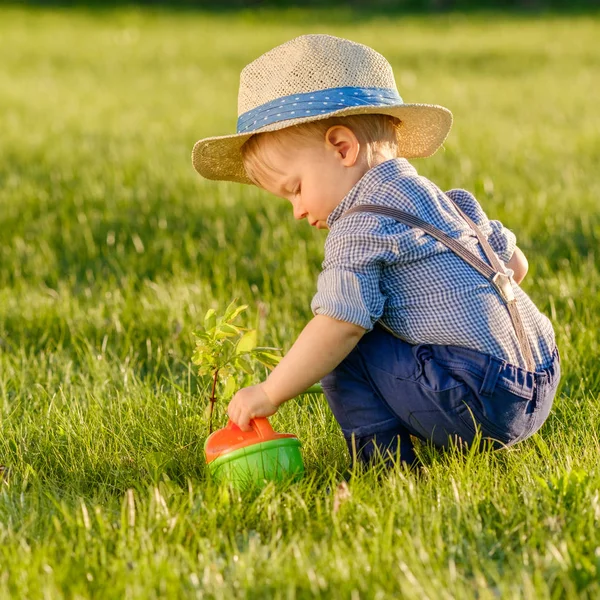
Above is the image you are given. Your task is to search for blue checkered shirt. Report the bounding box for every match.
[311,158,556,371]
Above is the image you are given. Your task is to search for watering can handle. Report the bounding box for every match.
[250,417,275,439]
[226,417,274,439]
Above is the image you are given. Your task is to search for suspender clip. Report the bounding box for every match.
[492,272,515,303]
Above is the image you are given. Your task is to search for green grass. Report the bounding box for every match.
[0,5,599,598]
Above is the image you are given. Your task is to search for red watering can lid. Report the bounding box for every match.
[204,417,298,463]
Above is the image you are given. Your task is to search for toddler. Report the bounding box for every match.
[192,34,560,469]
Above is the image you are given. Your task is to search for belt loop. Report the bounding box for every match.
[479,355,504,397]
[531,372,548,413]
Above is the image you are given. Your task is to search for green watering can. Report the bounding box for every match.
[204,383,322,489]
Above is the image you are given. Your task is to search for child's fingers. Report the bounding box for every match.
[226,400,239,426]
[227,400,252,431]
[235,410,253,431]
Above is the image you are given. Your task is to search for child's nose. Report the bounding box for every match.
[293,204,308,220]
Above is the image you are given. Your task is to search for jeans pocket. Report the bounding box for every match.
[403,383,480,449]
[463,386,537,446]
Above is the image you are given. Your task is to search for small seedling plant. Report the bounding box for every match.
[191,301,282,433]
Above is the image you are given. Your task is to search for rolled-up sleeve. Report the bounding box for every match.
[446,188,516,263]
[311,215,394,330]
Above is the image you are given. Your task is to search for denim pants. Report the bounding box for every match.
[321,325,561,468]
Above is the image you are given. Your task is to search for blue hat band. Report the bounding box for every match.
[236,86,404,134]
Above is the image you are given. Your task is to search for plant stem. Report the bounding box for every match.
[208,368,219,434]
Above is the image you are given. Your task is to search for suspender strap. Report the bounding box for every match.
[341,203,536,372]
[449,201,507,275]
[445,200,536,373]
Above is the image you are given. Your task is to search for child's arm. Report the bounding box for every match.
[263,315,366,402]
[227,315,366,430]
[506,246,529,284]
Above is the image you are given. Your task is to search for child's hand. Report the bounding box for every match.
[227,384,279,431]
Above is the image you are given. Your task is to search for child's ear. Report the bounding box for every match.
[324,126,360,167]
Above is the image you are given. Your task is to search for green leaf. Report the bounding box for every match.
[195,364,214,378]
[235,355,254,375]
[236,329,257,354]
[214,328,238,340]
[193,338,212,353]
[214,333,236,341]
[227,305,248,323]
[253,346,283,353]
[224,299,248,322]
[191,350,209,367]
[221,376,237,399]
[254,352,282,368]
[220,323,241,335]
[203,308,217,330]
[227,306,248,324]
[223,298,238,318]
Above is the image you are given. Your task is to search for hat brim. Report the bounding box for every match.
[192,103,452,185]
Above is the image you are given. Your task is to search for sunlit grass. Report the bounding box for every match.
[0,5,599,598]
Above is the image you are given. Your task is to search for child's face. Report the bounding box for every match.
[254,127,369,230]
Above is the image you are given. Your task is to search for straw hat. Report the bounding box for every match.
[192,34,452,185]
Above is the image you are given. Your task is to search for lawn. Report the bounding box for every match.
[0,4,599,598]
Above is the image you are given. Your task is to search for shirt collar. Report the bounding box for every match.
[326,158,418,227]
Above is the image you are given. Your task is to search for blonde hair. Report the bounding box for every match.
[241,114,402,188]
